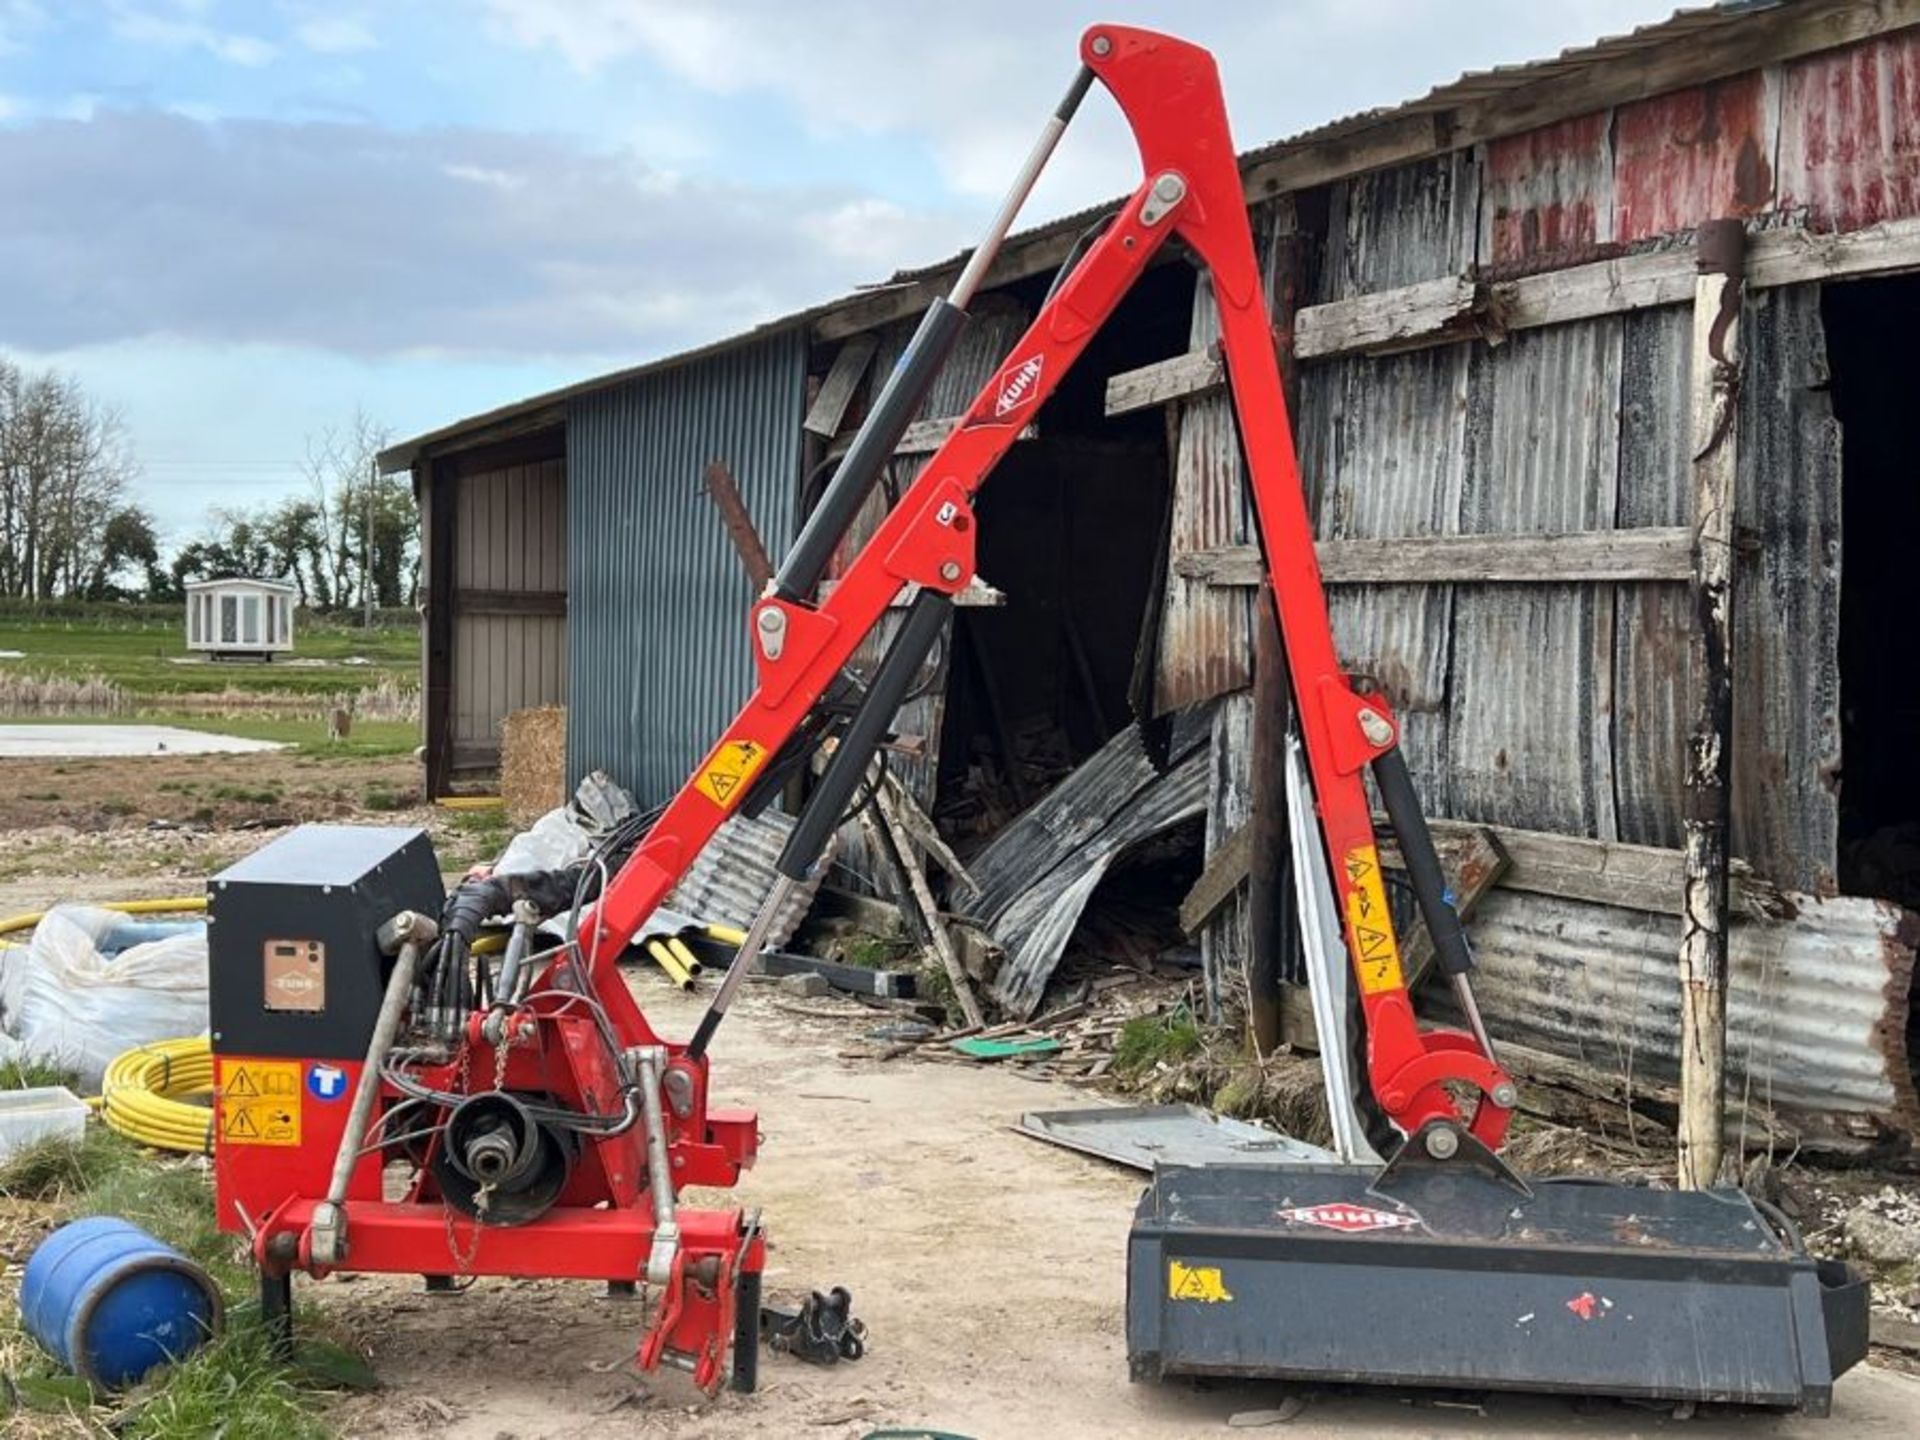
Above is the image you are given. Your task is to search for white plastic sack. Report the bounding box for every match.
[10,906,208,1090]
[493,805,592,877]
[493,769,640,877]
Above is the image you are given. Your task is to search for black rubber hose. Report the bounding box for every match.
[776,301,968,600]
[777,590,951,881]
[1373,746,1473,978]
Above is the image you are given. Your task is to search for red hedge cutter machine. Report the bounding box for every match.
[209,23,1867,1412]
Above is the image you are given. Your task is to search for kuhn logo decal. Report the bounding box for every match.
[1276,1202,1420,1234]
[993,354,1044,417]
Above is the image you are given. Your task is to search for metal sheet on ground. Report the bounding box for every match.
[0,724,286,758]
[1017,1103,1334,1171]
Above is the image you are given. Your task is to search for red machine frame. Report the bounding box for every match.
[228,23,1513,1393]
[577,25,1514,1143]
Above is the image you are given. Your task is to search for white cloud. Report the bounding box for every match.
[0,107,971,359]
[0,0,46,56]
[107,1,277,67]
[0,93,17,121]
[479,0,1685,213]
[295,15,375,55]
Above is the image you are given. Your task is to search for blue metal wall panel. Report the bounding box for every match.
[566,329,806,802]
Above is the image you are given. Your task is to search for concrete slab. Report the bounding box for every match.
[0,724,285,758]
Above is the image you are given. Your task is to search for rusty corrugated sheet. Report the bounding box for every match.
[667,810,827,949]
[1291,160,1478,802]
[1778,29,1920,230]
[1613,305,1696,849]
[1450,319,1624,839]
[1614,71,1778,241]
[1320,151,1479,301]
[1298,345,1467,808]
[1733,283,1841,894]
[1153,268,1253,714]
[1481,112,1613,267]
[965,719,1212,1019]
[1462,888,1920,1139]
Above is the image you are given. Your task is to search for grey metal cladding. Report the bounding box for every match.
[566,329,806,803]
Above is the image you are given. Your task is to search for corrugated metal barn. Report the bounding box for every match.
[384,0,1920,1147]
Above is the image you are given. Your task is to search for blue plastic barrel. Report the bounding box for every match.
[19,1217,223,1386]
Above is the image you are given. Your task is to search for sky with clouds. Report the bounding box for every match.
[0,0,1681,544]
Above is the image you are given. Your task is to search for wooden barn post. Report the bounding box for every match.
[1678,218,1746,1190]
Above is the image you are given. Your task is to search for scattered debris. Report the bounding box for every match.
[762,1287,867,1366]
[780,972,832,1000]
[1845,1189,1920,1266]
[952,1035,1060,1061]
[1227,1395,1307,1426]
[1017,1104,1333,1171]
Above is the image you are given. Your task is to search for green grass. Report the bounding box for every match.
[436,805,515,869]
[0,613,416,701]
[1114,1007,1204,1077]
[0,1057,81,1091]
[0,1128,371,1438]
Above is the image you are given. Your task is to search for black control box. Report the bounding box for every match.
[208,825,443,1059]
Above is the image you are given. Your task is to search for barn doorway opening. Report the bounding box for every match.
[1826,274,1920,909]
[932,259,1196,847]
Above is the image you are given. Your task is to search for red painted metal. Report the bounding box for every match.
[221,26,1519,1396]
[1482,113,1611,266]
[580,26,1513,1145]
[1779,31,1920,231]
[1614,73,1776,242]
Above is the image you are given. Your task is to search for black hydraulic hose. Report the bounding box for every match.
[777,590,952,882]
[775,301,969,601]
[1372,746,1474,978]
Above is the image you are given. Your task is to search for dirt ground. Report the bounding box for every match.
[0,749,419,835]
[2,779,1918,1437]
[296,981,1920,1440]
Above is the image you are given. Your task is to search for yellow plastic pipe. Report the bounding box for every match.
[644,939,694,991]
[0,896,206,938]
[97,1036,216,1154]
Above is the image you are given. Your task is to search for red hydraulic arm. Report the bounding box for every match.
[578,25,1514,1150]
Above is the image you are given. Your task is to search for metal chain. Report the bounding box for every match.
[440,1031,512,1272]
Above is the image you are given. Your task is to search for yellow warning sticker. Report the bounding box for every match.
[1342,845,1406,996]
[1169,1260,1233,1304]
[218,1059,302,1147]
[694,738,768,809]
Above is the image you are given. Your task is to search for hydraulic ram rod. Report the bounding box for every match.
[773,67,1094,602]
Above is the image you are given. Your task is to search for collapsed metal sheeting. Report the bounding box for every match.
[956,720,1210,1019]
[1458,888,1920,1139]
[1017,1105,1334,1171]
[667,809,828,950]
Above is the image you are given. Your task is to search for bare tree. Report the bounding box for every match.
[0,357,139,601]
[297,410,417,615]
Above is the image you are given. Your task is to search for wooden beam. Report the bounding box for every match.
[874,785,984,1029]
[1413,818,1785,922]
[1177,527,1696,587]
[812,1,1920,346]
[1747,213,1920,288]
[1106,347,1225,417]
[454,588,566,617]
[804,335,876,437]
[1677,220,1745,1192]
[1295,274,1485,360]
[1178,822,1254,935]
[1116,215,1920,390]
[702,461,774,590]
